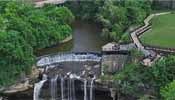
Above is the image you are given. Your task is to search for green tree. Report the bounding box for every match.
[0,1,74,86]
[114,55,175,99]
[66,0,151,42]
[161,80,175,100]
[114,62,148,98]
[147,56,175,97]
[44,5,75,24]
[0,31,34,86]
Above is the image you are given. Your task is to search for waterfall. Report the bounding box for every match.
[61,76,64,100]
[33,75,47,100]
[90,77,96,100]
[84,79,87,100]
[67,78,70,100]
[69,78,72,100]
[37,53,101,67]
[50,75,58,100]
[42,74,47,80]
[67,74,76,100]
[72,78,76,100]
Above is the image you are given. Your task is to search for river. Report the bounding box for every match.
[36,20,109,56]
[5,21,112,100]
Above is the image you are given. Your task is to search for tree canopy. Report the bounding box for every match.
[114,55,175,99]
[161,80,175,100]
[65,0,151,42]
[0,2,74,86]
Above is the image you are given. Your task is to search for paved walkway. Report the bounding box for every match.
[130,12,170,66]
[35,0,66,7]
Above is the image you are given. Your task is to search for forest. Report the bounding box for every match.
[64,1,175,99]
[65,0,151,42]
[1,0,175,99]
[0,2,74,86]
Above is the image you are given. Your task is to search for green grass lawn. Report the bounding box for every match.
[140,13,175,48]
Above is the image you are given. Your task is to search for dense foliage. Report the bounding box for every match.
[0,31,34,86]
[65,0,151,42]
[0,2,74,86]
[114,55,175,99]
[161,80,175,100]
[151,0,175,10]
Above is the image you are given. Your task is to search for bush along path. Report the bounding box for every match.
[130,12,171,66]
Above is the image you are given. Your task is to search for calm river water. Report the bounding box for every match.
[5,21,112,100]
[36,20,109,56]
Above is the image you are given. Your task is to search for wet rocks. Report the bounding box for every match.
[1,66,42,94]
[3,80,33,94]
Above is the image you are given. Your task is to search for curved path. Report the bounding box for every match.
[131,12,170,56]
[130,12,170,65]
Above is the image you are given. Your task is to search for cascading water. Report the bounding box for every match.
[69,77,72,100]
[67,78,71,100]
[50,75,58,100]
[67,74,76,100]
[37,53,101,67]
[72,78,76,100]
[84,79,87,100]
[67,77,70,100]
[33,75,47,100]
[90,77,96,100]
[34,72,96,100]
[61,76,65,100]
[42,74,47,80]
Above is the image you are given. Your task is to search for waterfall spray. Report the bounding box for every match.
[61,76,65,100]
[72,78,76,100]
[67,77,70,100]
[84,79,87,100]
[50,75,58,100]
[68,74,76,100]
[33,74,47,100]
[69,78,72,100]
[90,76,96,100]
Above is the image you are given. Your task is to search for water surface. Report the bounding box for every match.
[36,20,108,56]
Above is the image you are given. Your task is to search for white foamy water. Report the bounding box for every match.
[50,75,58,100]
[33,75,47,100]
[37,53,101,67]
[90,76,96,100]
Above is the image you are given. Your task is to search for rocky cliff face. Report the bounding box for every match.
[0,66,43,94]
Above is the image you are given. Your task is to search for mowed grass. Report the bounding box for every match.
[140,13,175,48]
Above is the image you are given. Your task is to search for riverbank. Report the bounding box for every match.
[0,35,73,96]
[0,66,44,95]
[36,21,109,56]
[60,35,73,43]
[1,20,107,95]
